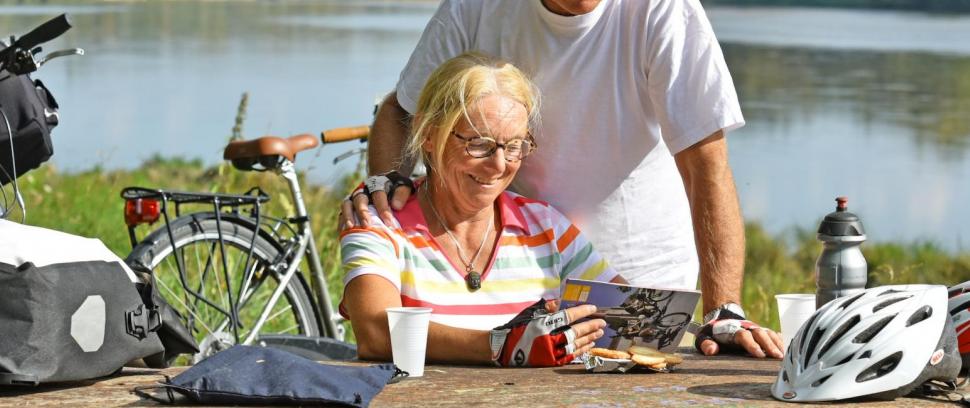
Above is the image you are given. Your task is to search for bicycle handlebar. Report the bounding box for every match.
[17,14,72,51]
[0,14,74,75]
[321,125,369,144]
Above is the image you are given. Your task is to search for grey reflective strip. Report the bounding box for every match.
[71,295,106,352]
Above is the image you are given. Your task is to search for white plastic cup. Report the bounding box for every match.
[775,294,817,350]
[385,307,433,378]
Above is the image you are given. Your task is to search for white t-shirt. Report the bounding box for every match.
[396,0,744,289]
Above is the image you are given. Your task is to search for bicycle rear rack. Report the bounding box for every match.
[122,186,270,245]
[121,186,270,207]
[122,186,272,344]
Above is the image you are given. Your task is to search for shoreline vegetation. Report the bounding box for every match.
[10,158,969,331]
[701,0,970,13]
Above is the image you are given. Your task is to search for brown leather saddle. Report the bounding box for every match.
[223,134,319,171]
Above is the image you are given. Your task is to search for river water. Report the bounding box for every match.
[2,1,969,250]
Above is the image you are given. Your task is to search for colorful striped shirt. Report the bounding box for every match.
[340,190,619,331]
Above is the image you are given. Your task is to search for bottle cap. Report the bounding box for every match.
[817,196,866,236]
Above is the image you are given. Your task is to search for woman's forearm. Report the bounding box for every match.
[425,322,492,365]
[357,320,492,365]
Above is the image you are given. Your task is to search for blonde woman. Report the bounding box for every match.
[340,52,624,367]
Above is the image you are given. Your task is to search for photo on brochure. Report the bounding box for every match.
[560,279,701,353]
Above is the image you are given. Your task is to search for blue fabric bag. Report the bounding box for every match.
[136,345,403,407]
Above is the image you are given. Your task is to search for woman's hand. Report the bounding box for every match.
[490,300,606,367]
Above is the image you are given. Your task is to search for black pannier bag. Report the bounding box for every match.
[0,70,59,185]
[0,219,165,385]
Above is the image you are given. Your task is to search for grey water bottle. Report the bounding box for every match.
[815,197,867,309]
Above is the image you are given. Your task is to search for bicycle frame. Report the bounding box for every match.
[244,159,340,343]
[122,126,370,356]
[124,186,270,343]
[122,159,343,345]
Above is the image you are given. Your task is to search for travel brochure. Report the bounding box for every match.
[560,279,701,353]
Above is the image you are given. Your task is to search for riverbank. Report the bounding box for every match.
[7,159,969,330]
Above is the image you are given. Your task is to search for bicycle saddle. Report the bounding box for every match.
[224,134,319,171]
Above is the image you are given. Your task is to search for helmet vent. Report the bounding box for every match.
[836,354,853,366]
[804,329,825,369]
[853,315,894,343]
[905,305,932,327]
[811,374,832,387]
[948,299,970,316]
[858,350,872,359]
[878,289,904,297]
[782,370,789,383]
[872,296,908,313]
[818,315,860,358]
[798,312,820,352]
[855,351,903,383]
[840,292,866,309]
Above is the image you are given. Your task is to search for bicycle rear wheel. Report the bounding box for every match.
[657,312,691,328]
[127,213,320,364]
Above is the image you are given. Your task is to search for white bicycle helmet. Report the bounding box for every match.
[772,284,961,402]
[949,280,970,374]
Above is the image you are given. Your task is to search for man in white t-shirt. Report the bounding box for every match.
[343,0,783,358]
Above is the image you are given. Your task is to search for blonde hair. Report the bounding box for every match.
[407,52,540,173]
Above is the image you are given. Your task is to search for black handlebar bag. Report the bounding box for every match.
[0,70,58,185]
[0,219,165,386]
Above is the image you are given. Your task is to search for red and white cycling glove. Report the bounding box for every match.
[489,300,576,367]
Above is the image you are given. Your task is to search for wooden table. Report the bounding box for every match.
[0,351,963,407]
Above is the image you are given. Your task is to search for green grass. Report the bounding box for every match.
[7,160,970,338]
[8,158,361,346]
[742,223,970,330]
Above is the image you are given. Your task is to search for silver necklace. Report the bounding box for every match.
[423,188,491,291]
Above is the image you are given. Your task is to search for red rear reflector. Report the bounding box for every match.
[125,198,160,227]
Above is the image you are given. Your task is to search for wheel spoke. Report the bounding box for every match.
[161,251,200,334]
[240,303,295,340]
[191,242,210,326]
[155,273,218,336]
[141,218,320,363]
[274,323,300,334]
[202,241,230,325]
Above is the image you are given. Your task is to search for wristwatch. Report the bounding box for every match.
[703,302,746,324]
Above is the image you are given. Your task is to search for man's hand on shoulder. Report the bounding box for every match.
[339,92,417,231]
[694,304,784,359]
[338,171,415,230]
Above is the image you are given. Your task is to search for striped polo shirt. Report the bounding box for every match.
[340,190,619,331]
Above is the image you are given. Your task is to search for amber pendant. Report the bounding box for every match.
[466,271,482,291]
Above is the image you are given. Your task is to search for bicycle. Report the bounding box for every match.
[2,14,83,220]
[121,125,369,363]
[605,288,692,350]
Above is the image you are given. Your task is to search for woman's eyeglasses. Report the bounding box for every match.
[451,131,537,162]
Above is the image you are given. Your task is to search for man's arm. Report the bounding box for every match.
[673,130,744,318]
[367,92,414,177]
[674,130,782,359]
[340,92,416,228]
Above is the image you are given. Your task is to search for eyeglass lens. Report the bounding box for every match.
[465,137,533,160]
